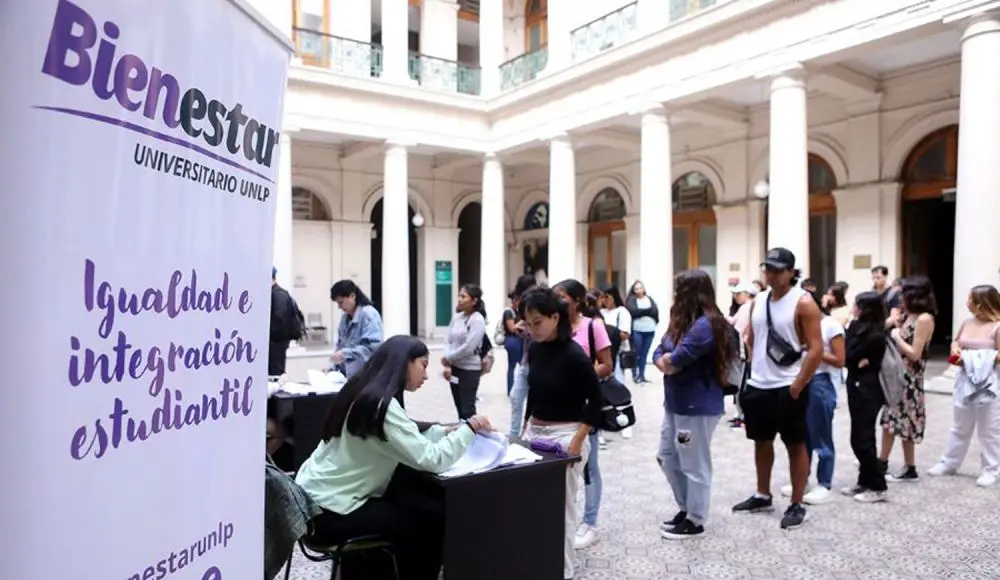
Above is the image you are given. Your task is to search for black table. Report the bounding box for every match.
[267,391,338,472]
[428,452,576,580]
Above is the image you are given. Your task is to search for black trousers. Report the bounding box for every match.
[847,382,888,492]
[309,474,444,580]
[268,340,289,376]
[449,367,481,420]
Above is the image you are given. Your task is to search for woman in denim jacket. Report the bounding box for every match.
[330,279,384,378]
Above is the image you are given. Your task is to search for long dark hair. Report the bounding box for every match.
[970,284,1000,322]
[460,283,488,321]
[584,289,603,320]
[601,284,626,308]
[667,270,737,384]
[321,336,429,442]
[520,287,572,341]
[330,279,372,306]
[900,276,937,316]
[553,279,587,318]
[851,291,886,335]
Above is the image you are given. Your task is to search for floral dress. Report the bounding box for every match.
[880,316,929,442]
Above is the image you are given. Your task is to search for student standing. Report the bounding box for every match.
[626,280,659,384]
[443,284,488,420]
[329,279,384,378]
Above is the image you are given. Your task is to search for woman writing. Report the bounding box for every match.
[443,284,488,420]
[842,291,888,502]
[553,279,613,550]
[329,280,384,378]
[519,287,604,580]
[296,336,494,580]
[653,270,736,538]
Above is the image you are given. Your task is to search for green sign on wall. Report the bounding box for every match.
[435,260,453,326]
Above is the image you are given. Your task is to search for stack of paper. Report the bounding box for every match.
[277,370,345,396]
[499,442,543,466]
[439,432,543,478]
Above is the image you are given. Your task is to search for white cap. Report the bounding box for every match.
[730,282,757,296]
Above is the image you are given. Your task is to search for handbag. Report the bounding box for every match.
[587,320,636,432]
[722,325,748,396]
[764,297,802,367]
[613,312,636,370]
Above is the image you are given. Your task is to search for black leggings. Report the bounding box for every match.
[848,382,888,492]
[309,493,444,580]
[449,367,481,420]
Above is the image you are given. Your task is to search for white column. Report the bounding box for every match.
[481,154,507,327]
[545,0,572,72]
[331,0,372,42]
[479,0,504,97]
[638,0,670,33]
[766,67,810,273]
[420,0,459,60]
[639,107,673,332]
[548,135,577,284]
[382,142,411,337]
[954,12,1000,333]
[273,131,295,290]
[381,0,411,83]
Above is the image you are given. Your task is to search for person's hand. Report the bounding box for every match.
[890,327,901,343]
[443,368,452,382]
[789,384,804,400]
[654,354,670,373]
[950,343,962,357]
[467,415,494,433]
[515,320,526,333]
[566,436,584,457]
[330,351,344,364]
[441,356,450,367]
[858,358,869,368]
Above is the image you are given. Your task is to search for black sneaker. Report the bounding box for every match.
[780,503,808,529]
[887,466,919,483]
[732,495,774,513]
[840,484,865,497]
[659,511,687,531]
[660,519,704,540]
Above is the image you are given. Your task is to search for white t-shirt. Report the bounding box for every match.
[817,315,845,377]
[601,306,632,338]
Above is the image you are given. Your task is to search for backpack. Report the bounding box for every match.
[878,338,906,407]
[494,308,512,345]
[468,316,495,374]
[288,297,307,341]
[587,320,636,432]
[722,324,747,396]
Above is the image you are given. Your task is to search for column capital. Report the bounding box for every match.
[547,133,574,149]
[755,63,807,87]
[384,140,414,153]
[956,10,1000,42]
[483,152,502,163]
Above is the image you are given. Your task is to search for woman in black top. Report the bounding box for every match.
[843,291,888,502]
[518,287,603,580]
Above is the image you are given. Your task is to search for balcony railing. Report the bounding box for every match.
[408,52,482,96]
[670,0,718,21]
[292,28,383,79]
[499,46,548,91]
[570,2,638,62]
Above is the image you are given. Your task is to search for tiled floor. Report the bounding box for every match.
[283,357,1000,580]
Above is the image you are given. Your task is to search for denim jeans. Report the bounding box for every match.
[805,372,837,489]
[582,430,602,526]
[631,330,655,381]
[508,363,529,438]
[503,335,522,396]
[656,412,722,525]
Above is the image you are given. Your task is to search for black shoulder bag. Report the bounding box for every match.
[764,297,802,367]
[587,321,636,432]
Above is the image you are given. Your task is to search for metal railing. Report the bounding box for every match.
[570,1,639,62]
[408,52,482,95]
[499,46,549,91]
[670,0,718,21]
[292,28,383,79]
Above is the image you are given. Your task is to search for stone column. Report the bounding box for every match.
[766,66,810,273]
[382,141,411,337]
[638,0,670,33]
[331,0,373,77]
[954,12,1000,332]
[419,0,460,91]
[273,131,295,290]
[479,0,504,97]
[381,0,411,83]
[545,0,572,72]
[639,106,673,319]
[548,134,577,284]
[480,153,508,327]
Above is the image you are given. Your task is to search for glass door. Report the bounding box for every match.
[673,226,690,274]
[590,234,609,288]
[697,224,717,287]
[588,222,626,288]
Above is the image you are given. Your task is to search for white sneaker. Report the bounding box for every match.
[574,524,598,549]
[781,484,812,497]
[927,463,956,476]
[621,427,633,439]
[976,472,997,487]
[853,490,888,503]
[803,486,833,505]
[598,435,608,449]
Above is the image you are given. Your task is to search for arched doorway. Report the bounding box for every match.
[808,153,838,293]
[672,172,717,284]
[291,187,335,334]
[369,199,418,336]
[901,124,958,344]
[522,201,549,278]
[587,188,627,289]
[525,0,547,53]
[457,202,482,286]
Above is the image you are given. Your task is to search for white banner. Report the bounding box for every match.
[0,1,290,579]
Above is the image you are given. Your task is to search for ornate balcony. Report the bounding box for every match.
[408,53,482,96]
[570,2,638,62]
[499,46,549,91]
[292,28,383,79]
[670,0,719,21]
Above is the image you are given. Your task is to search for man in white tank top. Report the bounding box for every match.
[731,248,824,530]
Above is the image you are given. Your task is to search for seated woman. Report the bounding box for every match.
[295,335,493,580]
[519,287,603,580]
